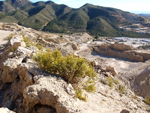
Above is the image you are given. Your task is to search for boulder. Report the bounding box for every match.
[106,66,118,76]
[71,42,80,50]
[1,57,23,83]
[10,35,25,49]
[0,107,15,113]
[23,76,80,113]
[14,46,32,56]
[66,83,75,95]
[17,63,35,92]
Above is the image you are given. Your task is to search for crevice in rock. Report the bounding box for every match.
[22,56,29,63]
[32,104,57,113]
[28,71,35,83]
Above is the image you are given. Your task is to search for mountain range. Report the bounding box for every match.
[0,0,150,37]
[138,13,150,18]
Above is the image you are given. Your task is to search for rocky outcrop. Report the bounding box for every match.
[23,77,79,113]
[92,44,150,62]
[106,66,118,76]
[37,37,57,49]
[71,42,80,51]
[110,43,134,51]
[10,35,26,49]
[0,107,15,113]
[0,57,23,84]
[0,54,80,113]
[0,23,149,113]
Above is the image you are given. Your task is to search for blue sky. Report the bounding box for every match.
[31,0,150,14]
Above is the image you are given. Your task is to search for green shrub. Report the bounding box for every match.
[113,79,119,85]
[95,35,99,39]
[75,89,88,101]
[23,36,32,47]
[131,94,138,100]
[34,49,96,83]
[84,78,96,93]
[84,83,96,93]
[36,43,43,51]
[107,76,113,88]
[118,85,126,94]
[10,48,16,52]
[145,96,150,105]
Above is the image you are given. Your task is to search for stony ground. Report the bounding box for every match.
[0,23,150,113]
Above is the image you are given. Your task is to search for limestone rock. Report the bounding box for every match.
[66,83,75,95]
[10,35,24,49]
[17,63,35,92]
[0,107,15,113]
[23,77,80,113]
[110,43,134,51]
[1,57,23,83]
[92,44,148,62]
[14,46,32,56]
[106,66,118,76]
[104,72,111,77]
[71,42,80,50]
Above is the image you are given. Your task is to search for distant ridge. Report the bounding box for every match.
[138,13,150,17]
[0,0,150,37]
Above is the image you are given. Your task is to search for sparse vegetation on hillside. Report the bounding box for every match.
[75,89,88,101]
[23,36,32,47]
[145,96,150,105]
[34,49,96,83]
[107,76,113,88]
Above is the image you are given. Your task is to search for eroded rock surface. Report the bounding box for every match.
[92,43,150,62]
[0,23,150,113]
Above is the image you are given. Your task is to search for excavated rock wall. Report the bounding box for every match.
[92,44,150,62]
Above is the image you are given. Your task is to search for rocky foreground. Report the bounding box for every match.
[0,23,150,113]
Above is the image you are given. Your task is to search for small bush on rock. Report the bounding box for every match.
[23,36,34,47]
[145,96,150,105]
[36,43,43,51]
[113,79,119,85]
[75,89,88,101]
[84,78,96,93]
[84,83,96,93]
[107,76,113,88]
[34,49,96,83]
[10,47,16,52]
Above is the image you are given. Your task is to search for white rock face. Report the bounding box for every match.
[1,57,23,83]
[14,46,32,56]
[23,77,80,113]
[10,35,24,49]
[0,107,15,113]
[66,83,75,95]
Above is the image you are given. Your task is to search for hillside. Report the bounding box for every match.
[0,0,150,37]
[0,22,150,113]
[139,13,150,17]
